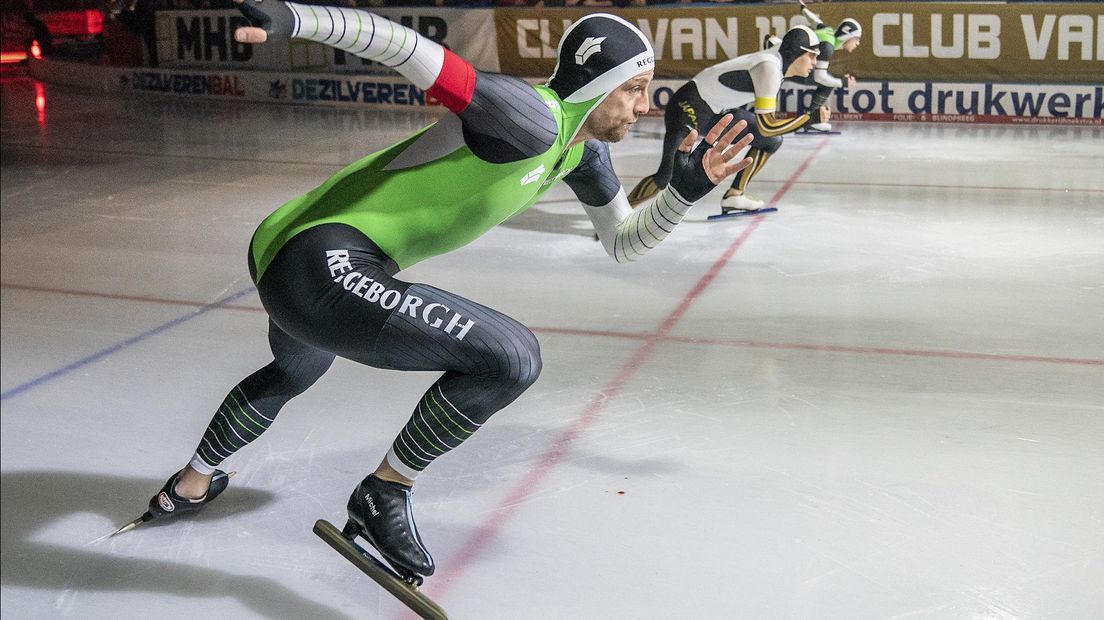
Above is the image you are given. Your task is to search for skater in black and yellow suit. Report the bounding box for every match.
[628,25,827,215]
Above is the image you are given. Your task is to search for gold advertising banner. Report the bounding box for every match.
[496,2,1103,83]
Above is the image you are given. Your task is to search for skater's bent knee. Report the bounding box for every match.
[264,352,334,395]
[510,329,543,388]
[492,327,541,390]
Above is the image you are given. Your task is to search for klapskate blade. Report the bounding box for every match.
[707,207,778,221]
[313,520,448,620]
[111,512,152,536]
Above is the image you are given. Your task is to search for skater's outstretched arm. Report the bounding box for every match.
[811,66,845,89]
[809,44,844,89]
[234,0,470,112]
[696,56,826,138]
[799,0,827,30]
[754,105,823,137]
[811,50,857,91]
[751,92,829,137]
[742,60,828,136]
[568,116,753,263]
[233,0,557,160]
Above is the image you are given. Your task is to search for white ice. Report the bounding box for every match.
[2,72,1103,620]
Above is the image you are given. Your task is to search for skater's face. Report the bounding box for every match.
[787,51,818,78]
[582,71,653,144]
[842,37,861,52]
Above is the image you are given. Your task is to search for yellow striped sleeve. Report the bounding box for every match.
[755,111,811,137]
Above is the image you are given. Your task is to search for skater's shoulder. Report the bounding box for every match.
[697,49,779,79]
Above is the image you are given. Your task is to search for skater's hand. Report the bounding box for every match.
[695,116,755,185]
[845,74,857,88]
[668,114,754,203]
[233,0,295,44]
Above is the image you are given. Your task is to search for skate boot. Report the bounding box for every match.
[344,474,435,584]
[807,121,833,132]
[148,469,232,518]
[111,469,232,536]
[721,189,766,214]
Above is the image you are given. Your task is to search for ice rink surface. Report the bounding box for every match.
[2,71,1102,619]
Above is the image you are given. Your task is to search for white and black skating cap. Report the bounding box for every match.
[835,18,863,43]
[777,25,820,71]
[548,13,655,104]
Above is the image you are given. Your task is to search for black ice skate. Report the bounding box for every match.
[111,469,232,536]
[345,475,435,581]
[313,475,447,619]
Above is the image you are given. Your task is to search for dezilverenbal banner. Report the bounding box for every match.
[496,2,1102,84]
[29,56,1100,123]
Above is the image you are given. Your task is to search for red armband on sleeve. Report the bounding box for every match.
[427,47,476,114]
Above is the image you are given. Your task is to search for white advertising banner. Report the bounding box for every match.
[648,79,1103,125]
[154,8,499,74]
[29,58,454,111]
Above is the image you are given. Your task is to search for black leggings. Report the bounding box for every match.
[193,223,542,478]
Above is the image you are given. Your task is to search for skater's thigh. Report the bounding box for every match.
[666,84,717,135]
[364,281,539,376]
[255,224,535,376]
[255,223,410,362]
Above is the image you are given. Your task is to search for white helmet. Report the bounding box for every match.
[835,18,862,43]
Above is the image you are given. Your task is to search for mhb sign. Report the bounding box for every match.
[156,8,498,73]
